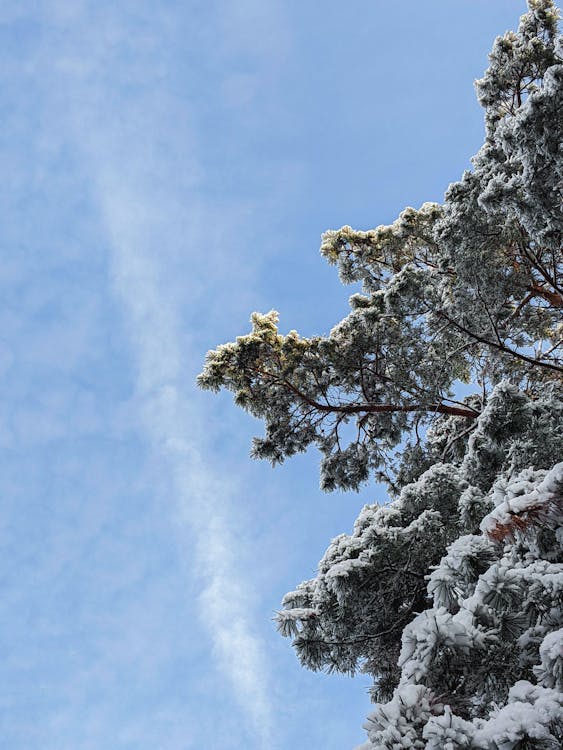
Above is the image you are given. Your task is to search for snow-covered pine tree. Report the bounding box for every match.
[198,1,563,746]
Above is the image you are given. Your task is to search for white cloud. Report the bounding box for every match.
[44,3,282,744]
[93,173,275,743]
[0,0,299,743]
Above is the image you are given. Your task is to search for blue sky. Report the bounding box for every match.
[0,1,531,748]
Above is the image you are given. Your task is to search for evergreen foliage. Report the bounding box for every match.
[198,2,563,746]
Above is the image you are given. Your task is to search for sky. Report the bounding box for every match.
[0,1,533,749]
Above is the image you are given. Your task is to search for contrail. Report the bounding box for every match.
[93,166,276,745]
[34,2,279,742]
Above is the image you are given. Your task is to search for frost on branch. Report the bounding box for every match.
[198,1,563,747]
[473,682,563,749]
[534,629,563,690]
[481,463,563,543]
[347,461,562,748]
[275,383,562,692]
[199,0,562,489]
[360,684,442,750]
[275,463,466,686]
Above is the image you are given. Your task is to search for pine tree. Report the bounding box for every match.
[198,2,563,746]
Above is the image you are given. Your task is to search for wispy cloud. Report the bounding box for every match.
[30,1,288,744]
[94,171,275,743]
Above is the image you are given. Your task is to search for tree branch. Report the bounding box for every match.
[436,311,563,374]
[279,377,479,420]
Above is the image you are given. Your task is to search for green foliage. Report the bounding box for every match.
[198,1,563,747]
[199,0,561,493]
